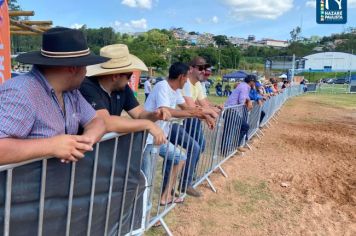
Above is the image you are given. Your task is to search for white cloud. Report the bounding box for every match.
[212,16,219,23]
[351,0,356,7]
[306,0,315,8]
[306,0,356,8]
[113,18,148,32]
[121,0,153,9]
[166,9,177,17]
[220,0,294,20]
[195,17,203,24]
[70,23,84,29]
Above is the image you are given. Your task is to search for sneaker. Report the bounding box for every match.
[186,186,202,197]
[237,146,248,152]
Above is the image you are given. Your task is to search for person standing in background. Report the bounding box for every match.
[144,76,152,101]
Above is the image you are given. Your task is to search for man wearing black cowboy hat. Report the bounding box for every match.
[0,27,109,165]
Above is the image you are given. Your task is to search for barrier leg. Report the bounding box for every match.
[246,143,252,150]
[218,165,228,178]
[160,219,174,236]
[206,177,217,193]
[258,129,265,136]
[256,132,262,140]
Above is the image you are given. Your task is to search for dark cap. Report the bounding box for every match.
[189,56,211,68]
[244,74,257,83]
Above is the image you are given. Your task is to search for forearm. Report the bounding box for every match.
[198,98,213,107]
[104,115,154,134]
[82,117,106,143]
[165,107,197,118]
[0,138,55,165]
[137,110,158,122]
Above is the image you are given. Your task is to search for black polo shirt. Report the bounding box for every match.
[80,77,139,116]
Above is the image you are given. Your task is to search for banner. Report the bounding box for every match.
[128,70,141,97]
[0,0,11,83]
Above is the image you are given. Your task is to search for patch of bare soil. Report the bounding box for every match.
[154,95,356,236]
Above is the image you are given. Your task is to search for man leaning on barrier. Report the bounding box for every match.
[80,44,169,145]
[0,27,108,165]
[223,74,257,153]
[143,62,216,205]
[177,56,221,197]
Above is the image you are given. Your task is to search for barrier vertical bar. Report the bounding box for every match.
[4,169,12,236]
[87,143,100,236]
[66,162,76,236]
[104,137,119,236]
[118,133,134,236]
[37,159,47,236]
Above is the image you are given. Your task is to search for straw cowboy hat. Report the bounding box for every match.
[86,44,148,77]
[16,27,109,66]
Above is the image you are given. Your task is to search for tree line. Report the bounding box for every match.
[9,0,356,73]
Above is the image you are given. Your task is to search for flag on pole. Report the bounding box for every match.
[0,0,11,83]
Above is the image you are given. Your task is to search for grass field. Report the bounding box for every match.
[309,93,356,109]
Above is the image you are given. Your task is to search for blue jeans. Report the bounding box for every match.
[221,109,249,155]
[163,124,202,189]
[142,143,187,188]
[141,143,186,211]
[183,118,205,152]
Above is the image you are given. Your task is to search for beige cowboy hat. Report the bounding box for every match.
[86,44,148,77]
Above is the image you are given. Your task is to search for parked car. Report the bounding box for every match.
[11,71,24,78]
[222,78,237,82]
[321,78,333,83]
[331,78,349,84]
[139,76,149,88]
[153,76,165,85]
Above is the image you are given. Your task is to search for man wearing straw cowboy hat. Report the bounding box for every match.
[0,27,108,165]
[80,44,168,145]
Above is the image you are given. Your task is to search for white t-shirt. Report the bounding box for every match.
[144,80,185,144]
[144,80,152,94]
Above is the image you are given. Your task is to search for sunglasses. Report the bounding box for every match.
[193,65,205,71]
[120,72,133,78]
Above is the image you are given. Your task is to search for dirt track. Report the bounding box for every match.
[149,95,356,236]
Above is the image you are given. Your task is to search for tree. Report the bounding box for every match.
[290,26,301,42]
[212,35,230,46]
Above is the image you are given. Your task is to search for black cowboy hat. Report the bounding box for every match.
[16,27,109,66]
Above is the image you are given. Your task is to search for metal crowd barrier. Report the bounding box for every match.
[1,85,304,236]
[1,132,147,236]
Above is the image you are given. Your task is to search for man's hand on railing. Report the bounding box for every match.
[203,114,216,129]
[200,106,219,119]
[48,135,94,163]
[211,104,223,114]
[149,123,167,145]
[246,100,253,111]
[153,107,172,121]
[192,107,217,129]
[258,100,263,106]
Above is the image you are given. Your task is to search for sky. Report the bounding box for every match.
[16,0,356,40]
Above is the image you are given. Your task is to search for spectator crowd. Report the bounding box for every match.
[0,28,293,229]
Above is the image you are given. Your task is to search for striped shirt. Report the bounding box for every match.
[0,66,96,139]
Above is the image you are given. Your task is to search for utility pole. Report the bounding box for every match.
[218,47,221,76]
[291,54,295,83]
[349,49,353,83]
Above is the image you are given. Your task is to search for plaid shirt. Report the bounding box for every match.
[224,82,251,107]
[0,66,96,139]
